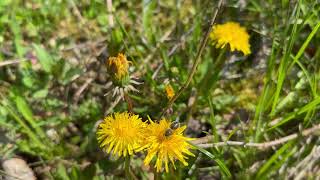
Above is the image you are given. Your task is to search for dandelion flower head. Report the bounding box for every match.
[104,53,141,101]
[210,22,251,55]
[143,119,194,172]
[97,112,146,157]
[106,53,130,83]
[165,84,175,100]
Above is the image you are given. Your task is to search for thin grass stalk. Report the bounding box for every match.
[160,0,224,117]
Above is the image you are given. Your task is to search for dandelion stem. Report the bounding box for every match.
[199,47,226,94]
[153,168,160,180]
[125,157,131,180]
[186,48,226,124]
[124,93,133,112]
[160,0,224,118]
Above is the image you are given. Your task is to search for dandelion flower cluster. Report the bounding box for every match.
[165,84,175,100]
[97,112,194,172]
[96,112,146,157]
[143,119,194,172]
[210,22,251,55]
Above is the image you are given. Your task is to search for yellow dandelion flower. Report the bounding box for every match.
[106,53,130,83]
[165,84,175,100]
[210,22,251,55]
[96,112,146,157]
[143,119,194,172]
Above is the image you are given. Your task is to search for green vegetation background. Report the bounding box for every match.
[0,0,319,179]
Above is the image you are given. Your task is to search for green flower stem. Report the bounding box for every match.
[125,156,131,180]
[153,168,160,180]
[124,93,133,112]
[186,48,227,123]
[200,47,227,95]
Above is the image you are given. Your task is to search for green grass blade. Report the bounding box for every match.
[256,141,293,178]
[292,22,320,64]
[189,142,231,178]
[289,22,320,97]
[270,2,301,116]
[268,96,320,130]
[252,38,277,141]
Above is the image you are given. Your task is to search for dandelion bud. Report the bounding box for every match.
[165,84,175,100]
[106,53,130,86]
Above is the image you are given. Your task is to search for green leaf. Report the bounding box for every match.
[70,166,80,180]
[80,163,97,180]
[10,20,26,57]
[22,75,36,88]
[33,44,54,73]
[32,89,48,99]
[14,95,46,138]
[2,100,46,151]
[14,96,35,125]
[56,163,71,180]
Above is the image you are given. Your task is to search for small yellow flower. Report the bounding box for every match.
[106,53,130,84]
[143,119,194,172]
[96,112,146,157]
[165,84,175,100]
[210,22,251,55]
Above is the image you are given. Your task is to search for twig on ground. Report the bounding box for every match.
[73,78,94,102]
[0,59,29,67]
[106,0,114,27]
[61,38,107,51]
[192,124,320,149]
[69,0,85,25]
[160,0,224,117]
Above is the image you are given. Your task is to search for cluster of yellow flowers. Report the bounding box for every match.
[96,112,194,172]
[99,21,251,173]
